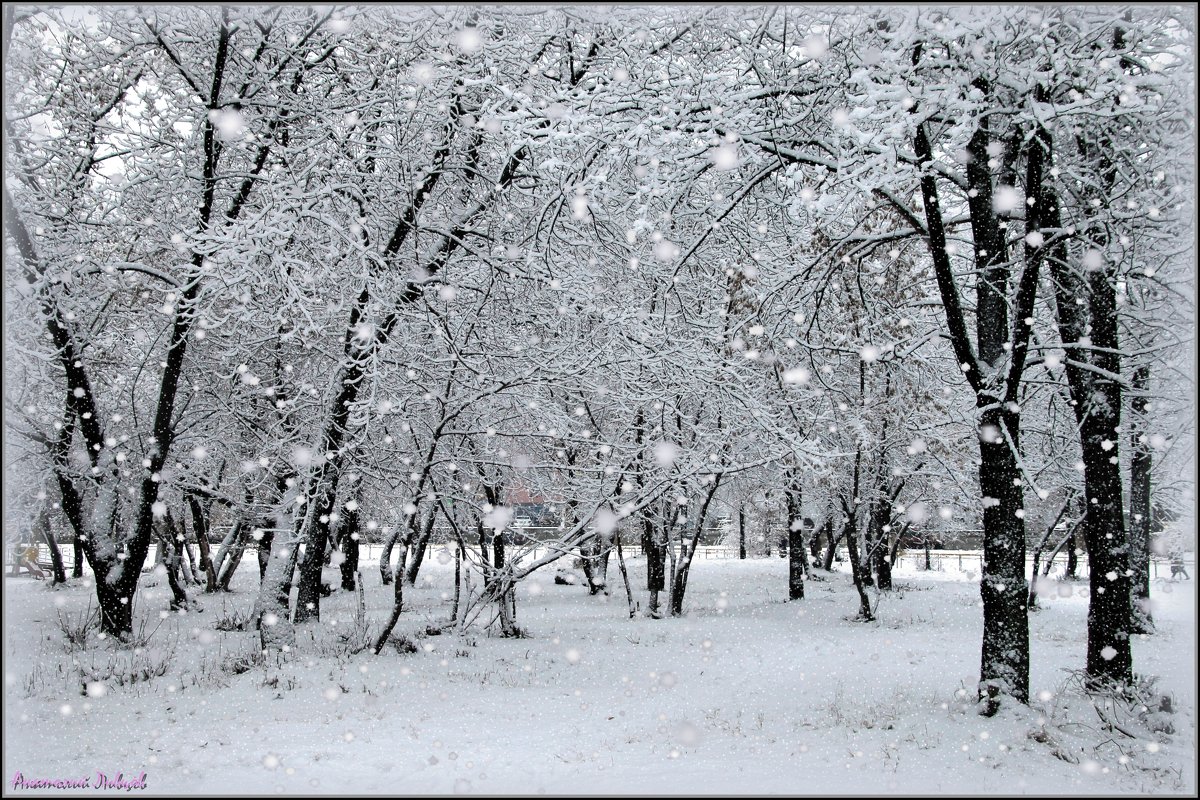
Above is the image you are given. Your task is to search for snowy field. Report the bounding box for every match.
[4,551,1195,795]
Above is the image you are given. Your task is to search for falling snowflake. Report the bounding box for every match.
[711,143,738,171]
[208,108,246,141]
[455,26,483,53]
[992,185,1021,213]
[783,367,810,384]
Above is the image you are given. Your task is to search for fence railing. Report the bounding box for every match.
[8,540,1191,582]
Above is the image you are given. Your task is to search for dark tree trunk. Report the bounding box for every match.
[340,502,361,592]
[257,527,273,581]
[372,537,409,654]
[889,522,908,568]
[785,475,805,600]
[1046,174,1133,685]
[187,494,217,592]
[1066,531,1079,580]
[822,528,842,572]
[96,573,133,638]
[866,469,893,590]
[909,65,1041,709]
[492,528,518,636]
[975,404,1031,705]
[1128,363,1153,633]
[738,508,747,560]
[848,522,872,587]
[642,505,667,618]
[451,544,462,625]
[668,477,722,617]
[843,521,874,621]
[404,507,437,585]
[615,532,636,618]
[157,523,192,612]
[581,534,612,595]
[379,525,400,585]
[873,535,892,590]
[72,535,83,578]
[35,505,67,585]
[217,531,247,591]
[1028,495,1074,609]
[213,518,246,591]
[293,531,329,624]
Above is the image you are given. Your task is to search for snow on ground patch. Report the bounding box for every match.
[2,557,1194,795]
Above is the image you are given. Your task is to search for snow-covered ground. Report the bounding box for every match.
[3,551,1195,795]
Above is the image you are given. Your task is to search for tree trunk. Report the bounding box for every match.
[214,518,246,591]
[643,507,666,618]
[217,536,246,591]
[1046,188,1133,685]
[889,522,909,568]
[866,472,893,590]
[492,528,518,636]
[738,507,747,560]
[843,520,874,621]
[581,533,611,595]
[1028,495,1074,609]
[157,524,192,611]
[372,538,410,653]
[293,534,328,624]
[1066,531,1079,579]
[823,528,842,572]
[35,505,67,585]
[340,502,361,592]
[847,521,872,587]
[96,573,134,639]
[669,478,722,617]
[257,527,274,581]
[187,494,217,592]
[785,475,805,600]
[403,506,437,585]
[615,531,636,618]
[976,404,1031,705]
[379,525,400,585]
[1128,363,1153,633]
[254,514,300,651]
[911,69,1038,710]
[451,544,462,625]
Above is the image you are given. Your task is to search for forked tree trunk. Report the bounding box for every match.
[669,477,722,617]
[373,538,410,653]
[187,494,217,592]
[823,527,843,572]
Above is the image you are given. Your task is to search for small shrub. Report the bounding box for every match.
[389,635,419,654]
[78,647,175,691]
[213,605,254,632]
[57,604,99,651]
